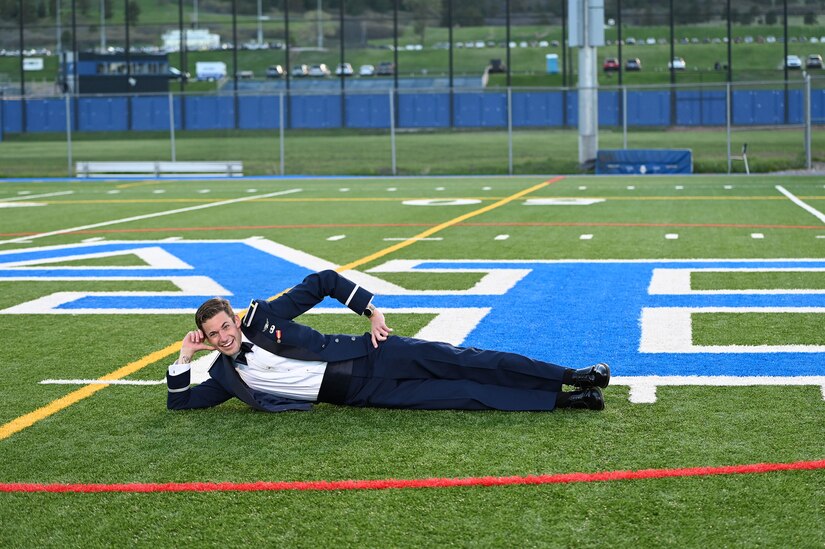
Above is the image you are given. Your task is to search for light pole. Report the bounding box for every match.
[56,0,62,54]
[317,0,323,49]
[257,0,263,45]
[100,0,106,52]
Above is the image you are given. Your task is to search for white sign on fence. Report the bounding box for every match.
[23,58,44,71]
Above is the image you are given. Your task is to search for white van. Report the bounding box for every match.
[196,61,227,81]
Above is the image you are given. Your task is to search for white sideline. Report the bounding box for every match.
[776,185,825,224]
[0,188,303,246]
[615,376,825,404]
[39,375,825,404]
[0,191,75,202]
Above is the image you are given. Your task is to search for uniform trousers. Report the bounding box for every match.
[319,336,566,411]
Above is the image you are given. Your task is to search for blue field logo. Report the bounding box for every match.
[1,239,823,380]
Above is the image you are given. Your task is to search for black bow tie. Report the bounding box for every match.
[235,341,254,365]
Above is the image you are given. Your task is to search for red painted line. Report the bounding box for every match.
[2,459,822,494]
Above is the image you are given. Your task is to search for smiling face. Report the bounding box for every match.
[200,311,243,356]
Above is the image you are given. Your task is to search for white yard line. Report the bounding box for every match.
[40,379,165,386]
[0,190,75,202]
[39,375,825,404]
[0,188,303,245]
[615,376,825,404]
[776,185,825,224]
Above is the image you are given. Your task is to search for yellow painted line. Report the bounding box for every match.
[0,176,557,441]
[0,342,180,441]
[336,176,564,273]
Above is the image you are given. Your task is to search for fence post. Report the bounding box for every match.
[622,85,628,149]
[726,82,732,174]
[507,87,513,175]
[804,74,811,170]
[279,92,285,176]
[389,88,397,176]
[65,93,73,177]
[169,92,176,162]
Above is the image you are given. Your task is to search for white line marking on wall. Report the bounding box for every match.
[580,234,594,240]
[494,234,509,241]
[0,191,74,202]
[327,235,347,241]
[665,233,679,240]
[0,188,303,246]
[751,233,764,239]
[776,185,825,224]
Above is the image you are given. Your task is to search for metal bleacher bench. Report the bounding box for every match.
[75,161,243,178]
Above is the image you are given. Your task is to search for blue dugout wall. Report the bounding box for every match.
[1,88,822,134]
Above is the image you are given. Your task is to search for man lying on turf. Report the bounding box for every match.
[167,270,610,412]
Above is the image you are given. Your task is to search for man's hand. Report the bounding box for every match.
[369,309,393,348]
[178,329,215,364]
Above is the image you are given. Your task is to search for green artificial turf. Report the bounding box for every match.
[0,175,823,547]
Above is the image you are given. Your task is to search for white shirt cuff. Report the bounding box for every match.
[168,361,192,376]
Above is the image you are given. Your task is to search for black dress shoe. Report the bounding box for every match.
[563,387,605,411]
[570,363,611,388]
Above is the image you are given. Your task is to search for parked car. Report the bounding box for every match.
[265,64,284,78]
[376,61,395,75]
[335,62,354,76]
[235,70,254,79]
[625,58,642,71]
[602,57,620,72]
[358,64,375,76]
[488,58,506,73]
[785,55,802,69]
[668,57,686,70]
[308,63,330,77]
[167,67,190,81]
[291,64,309,77]
[806,54,823,69]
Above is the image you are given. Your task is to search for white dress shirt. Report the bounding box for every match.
[168,336,328,401]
